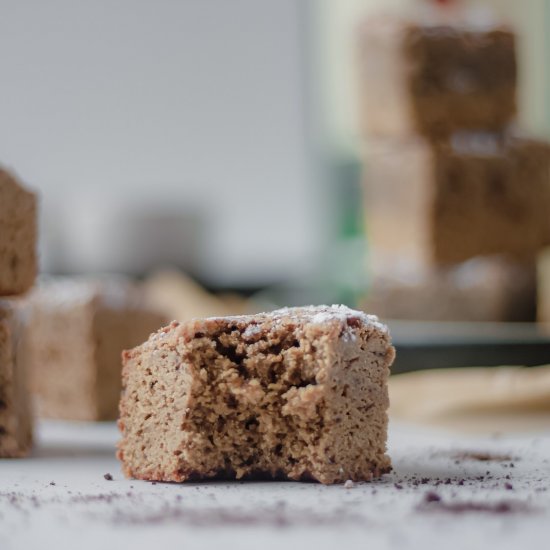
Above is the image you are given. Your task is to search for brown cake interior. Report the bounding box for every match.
[182,322,319,479]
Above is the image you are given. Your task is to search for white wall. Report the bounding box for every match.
[0,0,317,285]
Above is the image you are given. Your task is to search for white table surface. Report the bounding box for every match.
[1,421,549,550]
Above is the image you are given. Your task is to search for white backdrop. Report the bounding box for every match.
[0,0,319,285]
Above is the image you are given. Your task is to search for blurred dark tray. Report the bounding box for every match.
[389,321,550,374]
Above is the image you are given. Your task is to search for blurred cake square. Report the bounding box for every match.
[363,256,536,322]
[26,278,167,421]
[118,305,394,484]
[0,300,33,457]
[358,18,516,138]
[364,134,550,269]
[0,169,37,296]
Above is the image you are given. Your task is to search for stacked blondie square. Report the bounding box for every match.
[1,168,167,459]
[0,169,37,457]
[357,17,550,321]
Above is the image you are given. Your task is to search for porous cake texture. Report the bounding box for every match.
[118,305,395,485]
[364,134,550,269]
[358,18,517,139]
[0,301,33,457]
[26,278,167,421]
[0,168,37,296]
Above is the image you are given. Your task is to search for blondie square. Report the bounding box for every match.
[357,18,516,139]
[0,168,37,296]
[0,301,33,457]
[363,257,536,322]
[26,278,167,421]
[364,134,550,269]
[118,305,395,484]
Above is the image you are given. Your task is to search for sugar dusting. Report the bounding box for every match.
[243,324,262,338]
[279,305,386,333]
[205,305,387,338]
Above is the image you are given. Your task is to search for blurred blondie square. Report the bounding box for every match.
[357,18,517,139]
[0,168,37,296]
[0,300,33,457]
[363,256,536,322]
[364,134,550,268]
[26,278,167,421]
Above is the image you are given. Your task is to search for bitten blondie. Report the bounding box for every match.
[0,169,37,296]
[26,278,167,421]
[118,305,395,484]
[0,301,33,457]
